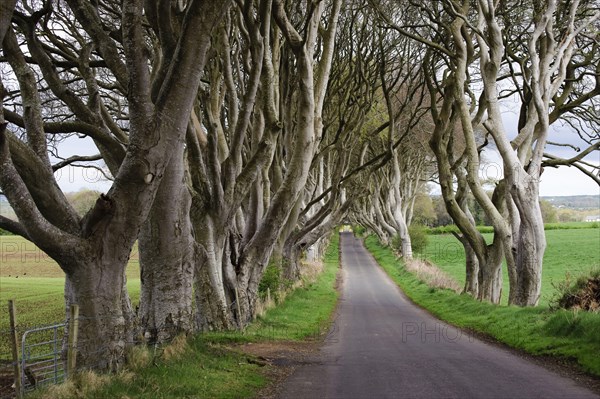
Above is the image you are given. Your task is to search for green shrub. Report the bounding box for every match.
[258,260,282,300]
[390,225,429,255]
[426,225,461,235]
[550,268,600,312]
[408,224,429,254]
[352,225,366,236]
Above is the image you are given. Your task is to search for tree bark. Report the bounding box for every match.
[455,173,479,297]
[463,242,479,296]
[193,216,234,331]
[478,239,503,304]
[138,140,194,344]
[65,256,136,370]
[511,176,546,306]
[282,242,302,283]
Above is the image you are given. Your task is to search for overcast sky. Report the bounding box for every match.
[492,107,600,196]
[482,149,599,196]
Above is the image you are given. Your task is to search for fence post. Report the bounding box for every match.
[234,288,243,331]
[8,300,23,399]
[67,304,79,378]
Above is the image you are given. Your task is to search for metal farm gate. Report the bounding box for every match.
[20,323,66,394]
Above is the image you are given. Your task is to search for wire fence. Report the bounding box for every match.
[0,302,191,398]
[0,321,74,398]
[0,301,74,399]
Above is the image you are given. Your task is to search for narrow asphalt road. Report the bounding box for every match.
[277,232,599,399]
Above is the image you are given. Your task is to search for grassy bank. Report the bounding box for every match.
[35,234,341,399]
[364,235,600,377]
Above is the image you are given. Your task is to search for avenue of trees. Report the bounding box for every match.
[0,0,598,369]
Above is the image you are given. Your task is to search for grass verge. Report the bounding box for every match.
[210,238,340,343]
[35,234,340,399]
[364,235,600,377]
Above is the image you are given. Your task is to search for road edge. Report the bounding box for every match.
[359,234,600,396]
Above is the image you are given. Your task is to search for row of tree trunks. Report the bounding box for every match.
[136,0,345,332]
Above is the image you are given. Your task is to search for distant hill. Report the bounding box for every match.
[542,195,600,210]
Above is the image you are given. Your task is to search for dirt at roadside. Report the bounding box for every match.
[231,250,342,398]
[232,340,322,398]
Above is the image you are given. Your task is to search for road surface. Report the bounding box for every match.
[278,232,599,399]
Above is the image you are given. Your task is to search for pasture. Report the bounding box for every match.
[422,227,600,305]
[0,236,141,359]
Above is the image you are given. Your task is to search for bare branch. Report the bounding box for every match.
[0,214,30,239]
[0,0,17,48]
[52,154,103,171]
[542,141,600,167]
[0,122,80,265]
[546,141,580,152]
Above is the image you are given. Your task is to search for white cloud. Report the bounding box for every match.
[53,165,112,193]
[539,165,599,196]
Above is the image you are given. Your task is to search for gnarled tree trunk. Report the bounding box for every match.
[65,255,136,370]
[511,176,546,306]
[138,140,194,343]
[193,217,234,331]
[478,240,503,304]
[0,0,231,369]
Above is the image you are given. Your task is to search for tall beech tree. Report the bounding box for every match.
[0,0,231,368]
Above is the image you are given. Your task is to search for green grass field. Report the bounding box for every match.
[421,228,600,305]
[0,236,141,358]
[426,221,600,235]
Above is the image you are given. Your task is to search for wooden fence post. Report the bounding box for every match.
[234,288,244,331]
[67,304,79,378]
[8,300,23,399]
